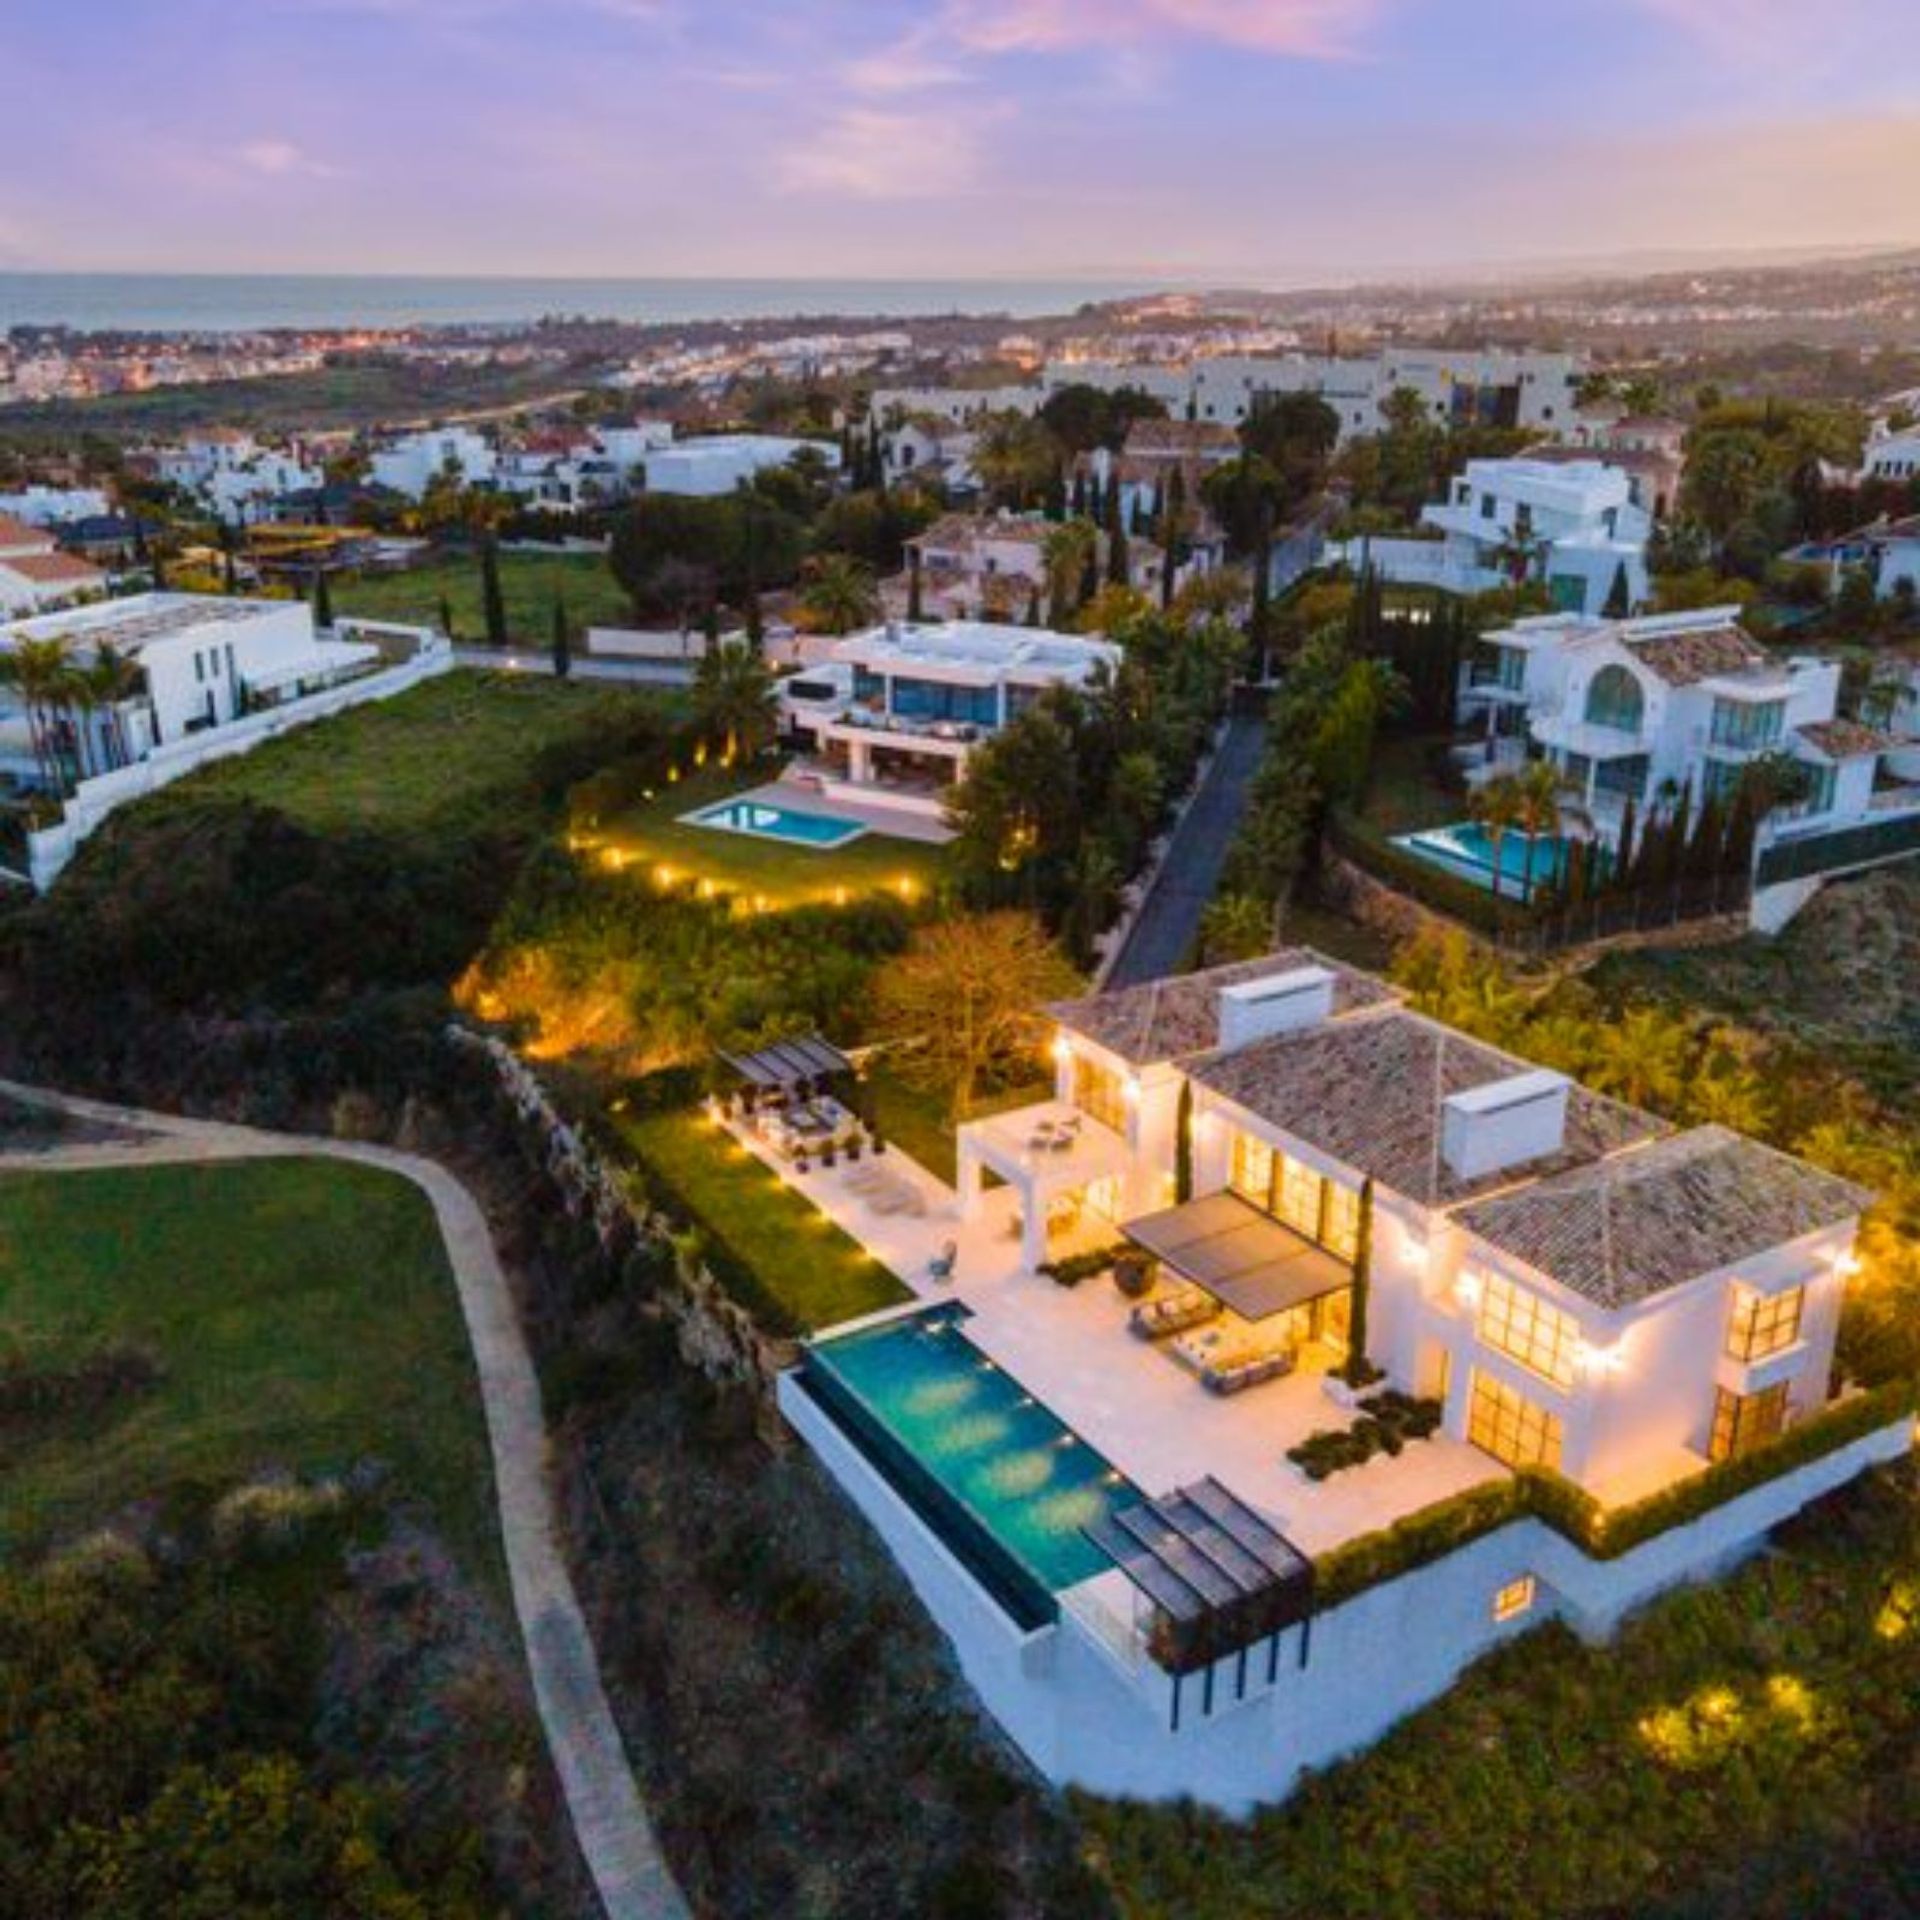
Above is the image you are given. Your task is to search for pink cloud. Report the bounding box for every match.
[946,0,1380,57]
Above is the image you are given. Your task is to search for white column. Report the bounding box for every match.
[1021,1183,1049,1273]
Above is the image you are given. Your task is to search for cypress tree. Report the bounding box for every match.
[907,547,924,622]
[313,568,334,629]
[1603,560,1633,619]
[438,593,456,641]
[866,417,882,489]
[1078,543,1099,610]
[1070,469,1089,518]
[745,587,764,652]
[702,599,721,654]
[1341,1179,1375,1387]
[551,593,572,679]
[480,533,508,650]
[1613,794,1637,892]
[1026,584,1043,627]
[1174,1081,1194,1205]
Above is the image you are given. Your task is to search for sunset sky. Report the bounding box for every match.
[6,0,1918,281]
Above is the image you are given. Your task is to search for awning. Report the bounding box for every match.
[717,1032,852,1092]
[1085,1476,1314,1676]
[1122,1190,1349,1322]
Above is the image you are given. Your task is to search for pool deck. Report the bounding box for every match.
[731,1113,1505,1557]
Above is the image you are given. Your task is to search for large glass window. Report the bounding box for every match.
[1709,1382,1789,1462]
[888,676,998,726]
[1230,1131,1274,1207]
[1709,698,1785,751]
[1725,1284,1804,1363]
[1072,1055,1126,1133]
[1277,1157,1323,1239]
[1227,1130,1359,1263]
[1469,1370,1565,1471]
[1478,1274,1582,1391]
[1321,1181,1362,1263]
[1583,665,1645,734]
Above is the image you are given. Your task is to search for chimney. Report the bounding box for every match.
[1442,1070,1570,1182]
[1217,966,1336,1053]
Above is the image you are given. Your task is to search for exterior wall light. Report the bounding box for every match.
[1578,1339,1625,1377]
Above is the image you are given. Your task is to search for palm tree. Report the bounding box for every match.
[691,640,777,766]
[1587,1005,1689,1112]
[1040,518,1098,625]
[83,644,146,772]
[1510,759,1586,903]
[1468,772,1526,901]
[797,554,881,637]
[0,636,76,793]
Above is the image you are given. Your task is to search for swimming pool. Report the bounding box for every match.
[1395,821,1577,898]
[686,797,868,849]
[799,1305,1140,1627]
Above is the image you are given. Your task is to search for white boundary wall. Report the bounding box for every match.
[25,636,455,890]
[782,1362,1911,1813]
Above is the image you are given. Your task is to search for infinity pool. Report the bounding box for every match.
[686,797,869,849]
[1395,821,1575,897]
[800,1305,1139,1624]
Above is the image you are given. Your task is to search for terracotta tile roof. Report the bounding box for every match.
[1797,718,1895,761]
[1123,420,1240,459]
[1187,1008,1667,1210]
[3,552,105,585]
[1049,951,1396,1068]
[1453,1127,1870,1308]
[1624,622,1771,687]
[0,513,46,550]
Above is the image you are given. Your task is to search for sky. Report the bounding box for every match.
[3,0,1919,283]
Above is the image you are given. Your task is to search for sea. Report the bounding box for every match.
[0,273,1163,335]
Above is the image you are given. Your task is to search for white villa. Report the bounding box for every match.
[157,429,323,524]
[369,426,498,500]
[768,951,1907,1808]
[779,619,1118,817]
[1332,457,1652,616]
[1862,426,1920,485]
[639,432,840,498]
[0,512,108,616]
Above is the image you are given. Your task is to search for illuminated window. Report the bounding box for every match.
[1725,1285,1804,1363]
[1478,1274,1581,1391]
[1469,1370,1564,1471]
[1072,1055,1126,1133]
[1709,1382,1789,1463]
[1321,1180,1362,1262]
[1230,1131,1274,1209]
[1277,1156,1323,1239]
[1493,1576,1537,1623]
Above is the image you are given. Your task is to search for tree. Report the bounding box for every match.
[312,568,335,630]
[1468,772,1526,902]
[797,553,881,636]
[1038,382,1167,455]
[1511,759,1584,903]
[551,592,572,679]
[437,592,456,641]
[1341,1179,1375,1387]
[479,532,508,650]
[1041,518,1098,624]
[907,545,925,622]
[1240,391,1339,511]
[973,411,1057,509]
[873,913,1078,1119]
[1602,560,1633,619]
[1201,455,1286,559]
[1175,1079,1194,1204]
[691,639,777,764]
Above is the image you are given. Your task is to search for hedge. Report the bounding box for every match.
[1315,1378,1916,1608]
[1324,808,1540,938]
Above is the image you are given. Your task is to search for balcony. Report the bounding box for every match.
[1530,711,1646,760]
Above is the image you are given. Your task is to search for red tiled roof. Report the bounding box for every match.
[3,552,106,585]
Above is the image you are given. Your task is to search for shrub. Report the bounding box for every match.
[1036,1242,1131,1288]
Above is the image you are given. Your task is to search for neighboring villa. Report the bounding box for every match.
[1076,418,1240,530]
[1330,457,1652,616]
[0,512,108,617]
[368,426,499,500]
[771,951,1906,1808]
[899,513,1170,622]
[778,619,1118,819]
[1862,425,1920,485]
[1,591,448,887]
[156,429,323,524]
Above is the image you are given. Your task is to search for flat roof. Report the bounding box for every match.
[2,592,287,657]
[834,620,1119,683]
[1123,1191,1350,1322]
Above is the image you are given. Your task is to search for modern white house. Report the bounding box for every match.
[770,950,1907,1809]
[369,427,498,500]
[0,485,112,528]
[779,619,1118,816]
[1862,426,1920,485]
[1331,458,1652,616]
[638,433,841,498]
[157,430,323,524]
[0,513,108,616]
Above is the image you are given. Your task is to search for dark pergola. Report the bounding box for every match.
[716,1033,853,1096]
[1086,1476,1315,1726]
[1122,1191,1350,1323]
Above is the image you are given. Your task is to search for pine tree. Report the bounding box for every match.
[551,593,572,679]
[480,534,508,650]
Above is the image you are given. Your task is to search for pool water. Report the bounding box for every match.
[687,798,868,849]
[1396,821,1577,897]
[802,1305,1139,1619]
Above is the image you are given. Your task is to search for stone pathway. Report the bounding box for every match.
[0,1081,691,1920]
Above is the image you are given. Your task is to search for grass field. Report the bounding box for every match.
[593,765,948,912]
[619,1107,909,1333]
[335,550,633,648]
[0,1157,499,1584]
[865,1065,1049,1186]
[165,668,664,839]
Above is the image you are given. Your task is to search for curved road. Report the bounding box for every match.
[1105,710,1268,988]
[0,1081,690,1920]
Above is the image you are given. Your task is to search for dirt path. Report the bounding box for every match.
[0,1081,691,1920]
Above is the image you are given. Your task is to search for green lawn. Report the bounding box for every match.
[619,1106,909,1333]
[865,1065,1050,1186]
[165,668,664,839]
[1356,733,1471,837]
[0,1157,499,1585]
[591,764,948,912]
[335,550,634,649]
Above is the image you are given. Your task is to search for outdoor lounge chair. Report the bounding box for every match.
[928,1239,958,1283]
[1200,1345,1296,1396]
[1129,1287,1221,1342]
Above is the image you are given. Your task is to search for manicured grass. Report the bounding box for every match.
[0,1157,499,1585]
[1356,732,1471,837]
[1083,1463,1920,1919]
[618,1106,910,1333]
[592,764,947,912]
[166,669,664,839]
[335,550,634,648]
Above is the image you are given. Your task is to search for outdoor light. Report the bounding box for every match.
[1122,1077,1141,1107]
[1835,1250,1863,1278]
[1578,1339,1625,1378]
[1454,1272,1483,1310]
[1050,1034,1072,1066]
